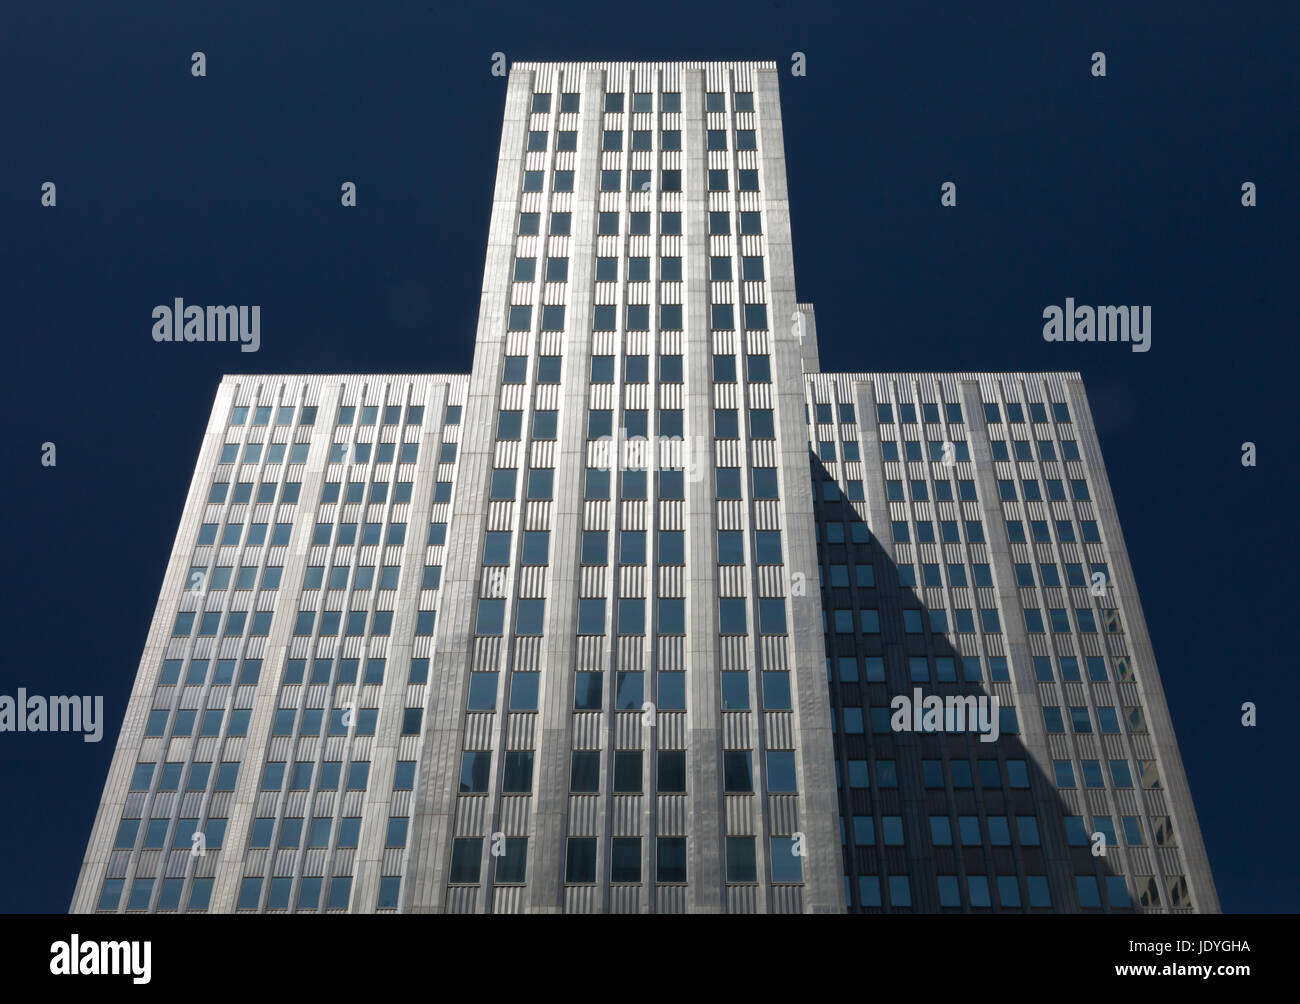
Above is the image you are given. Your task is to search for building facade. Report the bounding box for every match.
[71,61,1216,914]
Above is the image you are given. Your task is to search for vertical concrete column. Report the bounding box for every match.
[755,64,841,913]
[681,66,726,912]
[528,65,605,913]
[405,67,534,913]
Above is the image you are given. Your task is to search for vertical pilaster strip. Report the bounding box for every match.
[404,68,534,913]
[757,65,841,913]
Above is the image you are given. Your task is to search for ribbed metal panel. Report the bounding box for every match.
[717,500,744,530]
[473,637,501,670]
[760,637,788,670]
[615,712,642,748]
[718,566,746,597]
[769,796,799,834]
[658,712,685,747]
[615,638,642,670]
[610,796,642,835]
[513,638,542,672]
[771,885,803,914]
[576,636,604,670]
[656,796,687,834]
[564,886,600,913]
[463,713,495,749]
[765,712,794,748]
[446,887,478,913]
[492,886,525,913]
[455,797,487,836]
[753,500,781,531]
[727,886,758,913]
[572,712,602,748]
[722,712,751,749]
[719,637,747,670]
[726,796,755,834]
[578,566,606,598]
[658,565,685,597]
[756,565,784,597]
[568,796,601,834]
[505,712,536,750]
[657,885,687,913]
[517,566,547,598]
[610,886,641,913]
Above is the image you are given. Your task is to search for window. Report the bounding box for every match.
[726,837,757,883]
[449,839,482,884]
[657,751,686,793]
[585,469,610,500]
[736,672,783,720]
[521,467,553,500]
[606,750,642,797]
[578,599,605,635]
[515,598,545,636]
[617,598,645,635]
[766,751,797,792]
[507,673,539,712]
[658,597,685,635]
[658,837,687,883]
[611,838,641,883]
[759,598,787,635]
[578,530,609,567]
[569,751,600,793]
[711,467,740,500]
[459,752,490,793]
[719,598,746,635]
[566,837,598,884]
[567,673,602,715]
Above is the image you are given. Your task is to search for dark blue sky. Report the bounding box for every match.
[2,2,1296,912]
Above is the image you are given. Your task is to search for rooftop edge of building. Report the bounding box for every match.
[509,60,778,71]
[215,371,1086,383]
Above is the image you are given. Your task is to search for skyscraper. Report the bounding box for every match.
[72,61,1216,914]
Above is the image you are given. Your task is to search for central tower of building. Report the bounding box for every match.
[404,60,843,913]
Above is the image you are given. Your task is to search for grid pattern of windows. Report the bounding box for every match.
[809,371,1185,912]
[91,375,465,913]
[76,62,1211,917]
[486,66,804,898]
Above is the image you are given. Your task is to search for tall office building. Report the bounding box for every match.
[72,61,1216,914]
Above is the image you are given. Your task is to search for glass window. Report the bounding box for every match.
[574,672,603,710]
[719,598,746,635]
[566,837,598,883]
[725,837,757,883]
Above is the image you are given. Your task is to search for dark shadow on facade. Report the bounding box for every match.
[808,453,1124,913]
